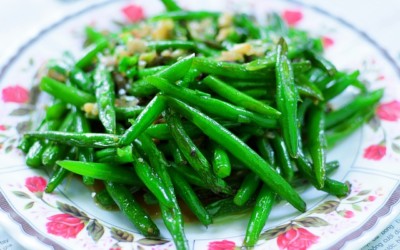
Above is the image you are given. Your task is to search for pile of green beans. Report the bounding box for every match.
[20,0,383,248]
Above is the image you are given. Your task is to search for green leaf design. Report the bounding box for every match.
[16,120,32,134]
[295,216,329,227]
[8,107,33,116]
[24,201,34,210]
[393,135,400,141]
[259,223,292,240]
[12,191,31,199]
[5,145,13,153]
[110,228,134,242]
[86,219,104,242]
[56,201,90,222]
[352,204,362,212]
[310,200,339,214]
[368,116,381,132]
[391,143,400,154]
[357,190,371,196]
[137,238,170,246]
[346,196,360,202]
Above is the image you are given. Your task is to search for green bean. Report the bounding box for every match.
[69,68,93,93]
[95,145,133,164]
[211,143,231,178]
[75,109,94,174]
[40,77,96,108]
[203,76,280,117]
[256,137,275,166]
[147,40,218,56]
[93,65,117,134]
[148,76,278,128]
[322,71,359,101]
[164,96,306,212]
[326,108,375,148]
[193,57,311,80]
[115,106,145,120]
[42,112,75,167]
[45,100,67,120]
[306,104,326,188]
[85,26,106,44]
[151,11,219,21]
[233,173,260,206]
[45,165,70,193]
[275,38,299,157]
[243,185,276,247]
[295,154,349,197]
[206,197,254,218]
[127,79,158,97]
[137,66,167,78]
[75,39,108,69]
[166,109,231,194]
[271,133,295,182]
[305,49,336,76]
[170,169,212,226]
[131,147,174,208]
[296,78,324,101]
[119,54,195,146]
[233,14,261,39]
[136,134,188,250]
[57,160,142,186]
[93,188,117,210]
[25,120,61,168]
[325,88,384,129]
[105,181,160,236]
[160,0,182,11]
[24,131,119,148]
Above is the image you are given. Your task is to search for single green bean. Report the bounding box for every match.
[243,185,276,247]
[75,39,108,69]
[93,65,117,134]
[211,143,231,178]
[25,131,119,148]
[233,173,260,206]
[105,181,160,236]
[40,77,95,108]
[151,11,219,21]
[57,160,142,186]
[306,104,326,188]
[271,133,295,182]
[275,38,299,157]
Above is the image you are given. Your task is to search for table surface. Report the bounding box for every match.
[0,1,399,249]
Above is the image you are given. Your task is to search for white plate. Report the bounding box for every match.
[0,0,399,249]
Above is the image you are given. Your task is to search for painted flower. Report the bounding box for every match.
[322,36,334,49]
[282,10,303,26]
[366,195,376,202]
[46,214,85,239]
[343,210,354,218]
[363,145,386,160]
[277,227,319,250]
[208,240,236,250]
[1,85,29,103]
[121,4,145,22]
[0,125,5,131]
[376,100,400,121]
[25,176,47,193]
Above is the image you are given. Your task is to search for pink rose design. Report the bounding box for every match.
[282,10,303,26]
[367,195,376,202]
[277,227,319,250]
[0,125,6,131]
[25,176,47,193]
[343,210,354,218]
[208,240,236,250]
[121,4,145,22]
[363,145,386,160]
[322,36,334,49]
[376,100,400,121]
[2,85,29,103]
[46,214,85,239]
